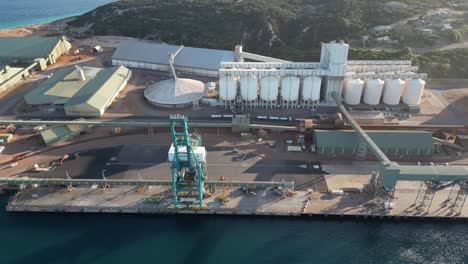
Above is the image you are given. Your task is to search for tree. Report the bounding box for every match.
[448,30,463,43]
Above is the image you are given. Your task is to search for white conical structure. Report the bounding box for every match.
[144,78,206,108]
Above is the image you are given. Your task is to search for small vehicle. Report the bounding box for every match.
[144,197,161,203]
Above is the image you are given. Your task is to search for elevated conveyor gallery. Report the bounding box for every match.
[332,92,468,191]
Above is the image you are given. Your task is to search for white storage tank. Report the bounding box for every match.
[403,78,425,105]
[302,76,322,101]
[363,78,384,105]
[382,78,405,105]
[219,76,238,101]
[260,76,280,101]
[281,76,300,101]
[343,78,364,105]
[240,75,258,101]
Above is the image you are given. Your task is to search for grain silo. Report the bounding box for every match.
[302,76,322,108]
[240,75,258,108]
[343,78,364,105]
[363,78,384,105]
[281,76,300,108]
[260,76,280,108]
[219,76,238,106]
[382,78,405,105]
[402,78,425,105]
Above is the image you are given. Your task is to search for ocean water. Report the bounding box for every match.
[0,196,467,264]
[1,1,468,263]
[0,0,115,29]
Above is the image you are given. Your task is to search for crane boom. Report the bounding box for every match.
[168,45,184,80]
[169,115,206,206]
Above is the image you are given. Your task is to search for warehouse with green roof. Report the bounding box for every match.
[313,130,434,156]
[0,36,72,92]
[24,65,132,117]
[0,36,71,69]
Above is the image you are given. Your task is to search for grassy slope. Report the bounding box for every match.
[69,0,468,78]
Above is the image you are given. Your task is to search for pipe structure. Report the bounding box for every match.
[0,119,226,128]
[0,177,294,189]
[248,124,297,131]
[239,51,291,63]
[332,92,391,164]
[433,137,465,151]
[0,120,297,131]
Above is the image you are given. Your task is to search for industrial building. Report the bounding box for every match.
[40,123,84,146]
[24,65,132,117]
[0,36,71,70]
[0,36,72,92]
[144,78,206,108]
[219,41,427,109]
[112,41,236,77]
[143,45,207,108]
[313,130,434,156]
[0,65,34,92]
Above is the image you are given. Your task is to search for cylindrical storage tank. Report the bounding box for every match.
[382,78,405,105]
[363,78,384,105]
[281,76,300,101]
[403,79,425,105]
[219,76,237,101]
[343,78,364,105]
[240,75,258,101]
[302,76,322,101]
[260,76,280,101]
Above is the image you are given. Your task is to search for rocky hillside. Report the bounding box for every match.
[69,0,455,60]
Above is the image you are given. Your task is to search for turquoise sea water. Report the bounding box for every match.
[0,0,115,29]
[1,1,468,263]
[0,196,468,264]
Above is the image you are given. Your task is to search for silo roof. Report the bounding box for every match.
[144,78,206,105]
[113,40,235,71]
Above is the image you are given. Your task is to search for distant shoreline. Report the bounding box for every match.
[0,13,78,30]
[0,15,76,37]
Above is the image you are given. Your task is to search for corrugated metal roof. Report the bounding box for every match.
[64,66,131,114]
[314,130,434,154]
[399,165,468,177]
[24,66,76,105]
[0,37,62,61]
[24,66,103,105]
[40,124,82,145]
[112,40,235,71]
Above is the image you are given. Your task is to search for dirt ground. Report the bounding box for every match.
[443,89,468,113]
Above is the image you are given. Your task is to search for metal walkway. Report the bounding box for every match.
[0,177,294,189]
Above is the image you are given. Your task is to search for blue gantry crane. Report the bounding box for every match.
[169,115,206,206]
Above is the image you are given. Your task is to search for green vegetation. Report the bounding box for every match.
[69,0,450,54]
[68,0,468,78]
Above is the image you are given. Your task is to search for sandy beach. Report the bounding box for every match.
[0,16,74,37]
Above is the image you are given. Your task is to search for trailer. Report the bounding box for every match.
[287,146,302,152]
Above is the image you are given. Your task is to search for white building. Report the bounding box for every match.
[112,41,236,77]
